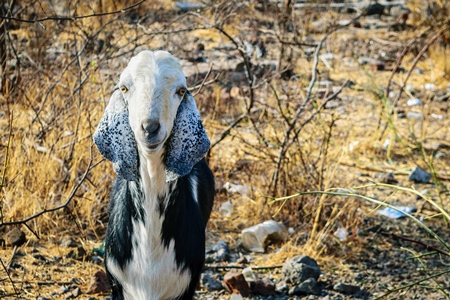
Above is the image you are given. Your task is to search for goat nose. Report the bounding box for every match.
[142,119,160,136]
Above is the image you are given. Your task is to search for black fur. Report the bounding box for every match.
[104,158,214,299]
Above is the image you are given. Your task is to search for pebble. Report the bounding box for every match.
[223,271,251,297]
[6,228,27,247]
[67,246,87,261]
[373,172,398,184]
[60,237,79,248]
[201,274,223,292]
[288,277,319,296]
[86,270,111,294]
[408,167,431,183]
[252,278,276,296]
[282,255,321,285]
[333,282,361,294]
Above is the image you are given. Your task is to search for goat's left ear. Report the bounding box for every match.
[93,90,139,181]
[165,92,210,182]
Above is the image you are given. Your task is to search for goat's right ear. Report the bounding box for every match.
[93,90,139,181]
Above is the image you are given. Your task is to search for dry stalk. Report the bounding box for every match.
[0,0,147,23]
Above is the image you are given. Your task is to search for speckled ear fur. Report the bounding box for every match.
[94,90,138,181]
[165,92,210,182]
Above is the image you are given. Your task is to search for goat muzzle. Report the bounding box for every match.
[141,119,163,147]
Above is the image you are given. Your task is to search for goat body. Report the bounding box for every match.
[94,51,214,300]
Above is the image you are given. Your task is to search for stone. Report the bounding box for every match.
[6,228,26,247]
[206,240,230,262]
[67,246,87,261]
[282,255,321,285]
[223,271,252,297]
[64,287,82,299]
[288,277,319,296]
[408,167,431,183]
[251,278,275,296]
[86,270,111,294]
[333,282,360,294]
[276,281,289,292]
[373,172,398,184]
[60,237,78,248]
[230,294,244,300]
[201,274,223,292]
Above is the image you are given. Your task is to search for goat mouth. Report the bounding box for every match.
[142,134,167,152]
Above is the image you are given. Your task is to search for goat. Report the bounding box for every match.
[93,50,215,300]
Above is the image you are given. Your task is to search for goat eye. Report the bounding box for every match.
[120,86,128,93]
[176,88,187,97]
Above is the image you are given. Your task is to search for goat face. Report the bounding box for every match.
[94,50,210,182]
[118,50,186,155]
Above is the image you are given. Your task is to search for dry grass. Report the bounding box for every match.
[1,0,450,298]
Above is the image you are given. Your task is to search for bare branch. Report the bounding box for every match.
[0,0,147,23]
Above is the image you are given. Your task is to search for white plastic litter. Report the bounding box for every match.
[377,206,417,219]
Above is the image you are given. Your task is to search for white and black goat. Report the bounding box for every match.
[94,50,215,300]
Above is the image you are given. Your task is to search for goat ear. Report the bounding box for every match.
[94,90,139,181]
[165,92,210,182]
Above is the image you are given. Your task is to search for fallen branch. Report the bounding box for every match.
[206,264,283,270]
[388,232,450,257]
[0,0,146,23]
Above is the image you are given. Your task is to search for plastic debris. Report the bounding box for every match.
[377,206,417,219]
[241,220,289,252]
[242,267,256,283]
[407,111,423,120]
[219,200,233,217]
[407,98,421,106]
[424,83,435,91]
[431,113,443,120]
[224,182,250,195]
[334,227,348,241]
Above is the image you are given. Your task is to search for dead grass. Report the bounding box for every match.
[1,0,450,298]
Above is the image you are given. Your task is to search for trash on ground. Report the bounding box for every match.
[241,220,289,252]
[377,206,417,219]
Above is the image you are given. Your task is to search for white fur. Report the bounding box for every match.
[119,50,187,156]
[106,51,192,300]
[189,174,199,204]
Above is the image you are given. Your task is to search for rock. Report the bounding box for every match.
[236,256,249,265]
[223,271,252,297]
[64,287,82,299]
[333,282,360,294]
[6,228,26,247]
[230,294,244,300]
[86,270,111,294]
[282,255,321,285]
[201,274,223,292]
[56,285,69,295]
[67,246,87,261]
[276,281,289,292]
[206,240,230,262]
[373,172,398,184]
[60,237,78,248]
[251,278,276,296]
[288,278,319,295]
[408,167,431,183]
